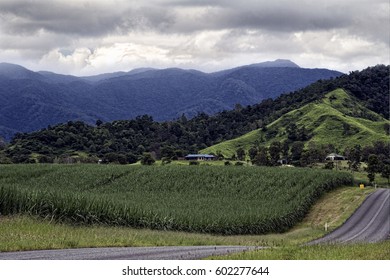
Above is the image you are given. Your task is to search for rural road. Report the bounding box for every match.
[0,246,259,260]
[308,188,390,245]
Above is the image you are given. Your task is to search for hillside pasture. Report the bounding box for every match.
[202,89,390,157]
[0,164,352,235]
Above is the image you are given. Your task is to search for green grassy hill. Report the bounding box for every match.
[202,89,389,157]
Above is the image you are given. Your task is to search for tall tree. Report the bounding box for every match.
[290,142,304,164]
[0,136,6,150]
[282,140,289,159]
[140,152,155,165]
[253,147,270,166]
[367,154,380,184]
[269,141,281,165]
[236,147,246,161]
[286,123,298,141]
[348,145,361,171]
[248,146,258,161]
[381,164,390,185]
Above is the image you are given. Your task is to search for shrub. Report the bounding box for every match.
[140,153,155,165]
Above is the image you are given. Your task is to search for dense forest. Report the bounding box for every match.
[0,65,388,166]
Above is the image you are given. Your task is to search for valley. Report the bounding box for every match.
[0,63,388,260]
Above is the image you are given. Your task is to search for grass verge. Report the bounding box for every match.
[207,241,390,260]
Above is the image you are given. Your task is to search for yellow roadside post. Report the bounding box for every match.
[359,183,365,189]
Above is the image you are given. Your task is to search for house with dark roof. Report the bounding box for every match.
[184,154,216,161]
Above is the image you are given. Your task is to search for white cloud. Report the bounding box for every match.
[39,48,92,74]
[87,43,170,73]
[0,0,388,75]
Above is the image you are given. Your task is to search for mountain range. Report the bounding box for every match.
[1,64,388,164]
[0,59,342,140]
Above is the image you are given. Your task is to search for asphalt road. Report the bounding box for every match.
[308,188,390,245]
[0,246,259,260]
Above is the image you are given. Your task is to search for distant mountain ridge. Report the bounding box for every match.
[0,60,342,140]
[249,59,300,68]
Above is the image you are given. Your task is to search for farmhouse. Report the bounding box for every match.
[325,153,346,161]
[184,154,216,161]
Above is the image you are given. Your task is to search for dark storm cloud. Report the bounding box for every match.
[163,0,388,45]
[161,0,348,31]
[199,7,347,32]
[162,0,226,7]
[0,1,118,36]
[0,0,387,41]
[0,0,174,36]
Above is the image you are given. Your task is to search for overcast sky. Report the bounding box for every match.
[0,0,389,75]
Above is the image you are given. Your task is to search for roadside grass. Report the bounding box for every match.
[208,241,390,260]
[0,186,374,253]
[0,215,261,252]
[239,186,376,246]
[208,185,388,260]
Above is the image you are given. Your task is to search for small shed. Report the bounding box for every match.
[325,153,346,161]
[184,154,216,161]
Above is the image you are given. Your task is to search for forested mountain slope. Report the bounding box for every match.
[0,60,341,140]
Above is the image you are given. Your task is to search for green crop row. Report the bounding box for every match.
[0,164,352,234]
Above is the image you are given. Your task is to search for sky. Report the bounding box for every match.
[0,0,389,75]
